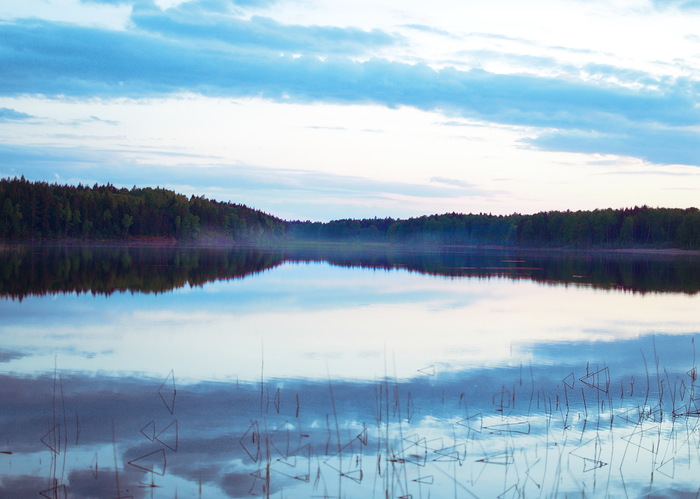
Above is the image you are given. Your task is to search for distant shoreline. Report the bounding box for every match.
[3,179,700,251]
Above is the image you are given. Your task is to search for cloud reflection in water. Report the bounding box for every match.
[1,246,699,497]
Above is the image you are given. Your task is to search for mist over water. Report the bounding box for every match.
[1,245,699,497]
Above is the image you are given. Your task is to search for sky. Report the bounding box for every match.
[1,0,700,221]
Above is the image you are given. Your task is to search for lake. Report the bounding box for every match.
[1,244,700,498]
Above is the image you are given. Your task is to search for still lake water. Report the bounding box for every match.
[1,245,700,498]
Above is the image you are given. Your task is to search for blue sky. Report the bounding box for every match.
[1,0,700,220]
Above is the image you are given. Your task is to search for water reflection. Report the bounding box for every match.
[3,244,700,298]
[1,245,700,497]
[1,335,699,498]
[0,245,284,299]
[290,246,700,295]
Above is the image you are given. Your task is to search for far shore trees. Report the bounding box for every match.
[1,177,699,249]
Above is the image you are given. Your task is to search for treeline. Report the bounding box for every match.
[2,177,700,249]
[0,176,285,241]
[288,207,700,249]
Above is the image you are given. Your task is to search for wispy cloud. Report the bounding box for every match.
[0,143,498,206]
[304,125,348,131]
[526,124,700,166]
[56,115,120,126]
[0,107,35,122]
[0,9,700,168]
[400,24,455,37]
[430,176,475,188]
[131,6,398,55]
[652,0,700,10]
[3,18,698,143]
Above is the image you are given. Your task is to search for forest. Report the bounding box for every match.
[287,206,700,248]
[2,176,700,249]
[0,176,285,242]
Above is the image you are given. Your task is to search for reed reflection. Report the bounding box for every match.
[1,334,699,498]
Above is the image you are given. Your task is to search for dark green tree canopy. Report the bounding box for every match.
[1,177,699,249]
[0,176,284,242]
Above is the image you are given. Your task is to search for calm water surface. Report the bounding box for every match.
[1,245,700,498]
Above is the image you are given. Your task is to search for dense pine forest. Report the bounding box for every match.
[2,176,700,249]
[0,176,285,242]
[288,207,700,248]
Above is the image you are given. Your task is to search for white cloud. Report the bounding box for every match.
[0,0,132,29]
[0,0,699,218]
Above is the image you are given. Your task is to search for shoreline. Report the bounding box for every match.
[2,238,700,257]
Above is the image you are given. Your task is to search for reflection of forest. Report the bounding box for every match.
[298,247,700,294]
[318,250,700,294]
[0,245,285,299]
[2,245,700,298]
